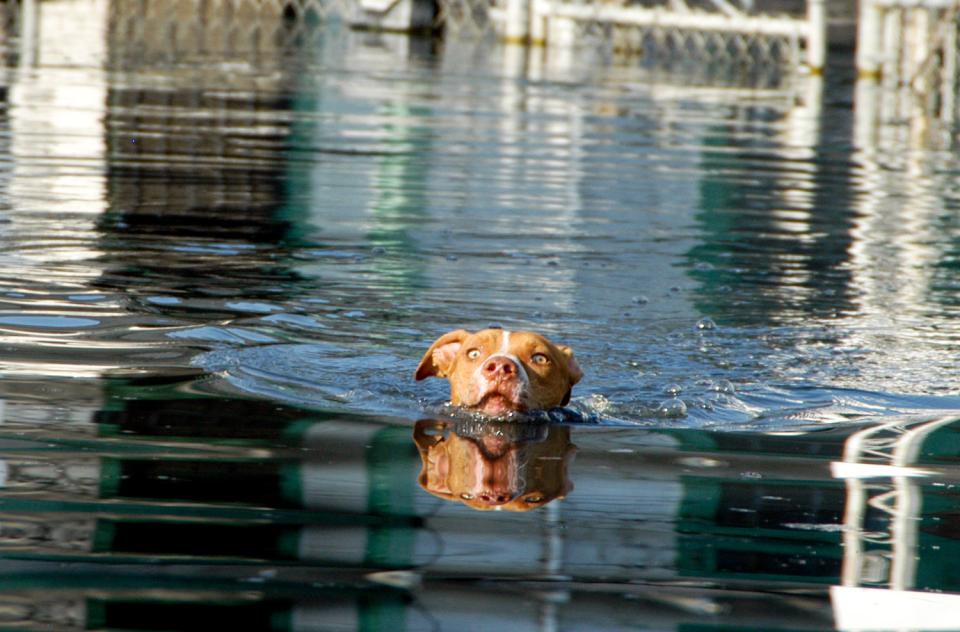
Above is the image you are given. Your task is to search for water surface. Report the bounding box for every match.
[1,3,960,629]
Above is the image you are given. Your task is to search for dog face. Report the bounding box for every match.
[415,329,582,416]
[413,419,576,511]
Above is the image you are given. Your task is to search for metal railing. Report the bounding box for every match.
[857,0,960,81]
[487,0,826,72]
[854,0,960,148]
[6,0,960,121]
[0,0,825,71]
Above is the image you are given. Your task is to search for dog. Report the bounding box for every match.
[414,419,575,511]
[415,328,582,416]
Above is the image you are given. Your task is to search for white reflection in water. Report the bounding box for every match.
[9,0,108,273]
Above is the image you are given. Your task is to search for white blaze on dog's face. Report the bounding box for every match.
[415,329,583,416]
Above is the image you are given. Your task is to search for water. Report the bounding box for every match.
[2,2,960,629]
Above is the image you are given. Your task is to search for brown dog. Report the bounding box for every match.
[415,329,582,416]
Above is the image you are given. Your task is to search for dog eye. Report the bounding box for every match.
[531,353,549,365]
[524,495,545,504]
[460,493,475,500]
[466,349,481,360]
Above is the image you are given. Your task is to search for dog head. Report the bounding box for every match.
[415,328,582,416]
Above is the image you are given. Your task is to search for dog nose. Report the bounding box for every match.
[484,357,517,377]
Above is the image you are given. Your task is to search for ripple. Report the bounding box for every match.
[0,315,100,329]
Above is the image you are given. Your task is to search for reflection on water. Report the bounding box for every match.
[413,419,575,511]
[2,0,960,628]
[0,388,956,628]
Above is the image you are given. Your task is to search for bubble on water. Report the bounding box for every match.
[657,398,687,419]
[694,262,714,272]
[582,393,611,414]
[445,254,459,262]
[740,471,763,480]
[696,317,717,331]
[713,379,736,394]
[663,384,682,397]
[371,246,387,256]
[631,295,649,305]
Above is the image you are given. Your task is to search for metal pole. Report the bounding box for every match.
[529,0,547,46]
[18,0,38,68]
[940,11,957,124]
[504,0,530,44]
[806,0,827,73]
[856,0,885,79]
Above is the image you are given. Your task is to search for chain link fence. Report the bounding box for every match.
[107,0,349,63]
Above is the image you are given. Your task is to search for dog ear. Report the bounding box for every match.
[415,329,471,380]
[557,345,583,385]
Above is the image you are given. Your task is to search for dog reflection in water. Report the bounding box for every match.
[413,419,576,511]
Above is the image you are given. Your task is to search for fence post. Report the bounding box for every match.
[856,0,885,79]
[18,0,38,67]
[548,14,576,48]
[941,12,957,123]
[806,0,827,73]
[504,0,530,43]
[529,0,547,46]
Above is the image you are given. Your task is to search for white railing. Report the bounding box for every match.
[487,0,826,72]
[857,0,960,82]
[853,0,960,149]
[7,0,960,100]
